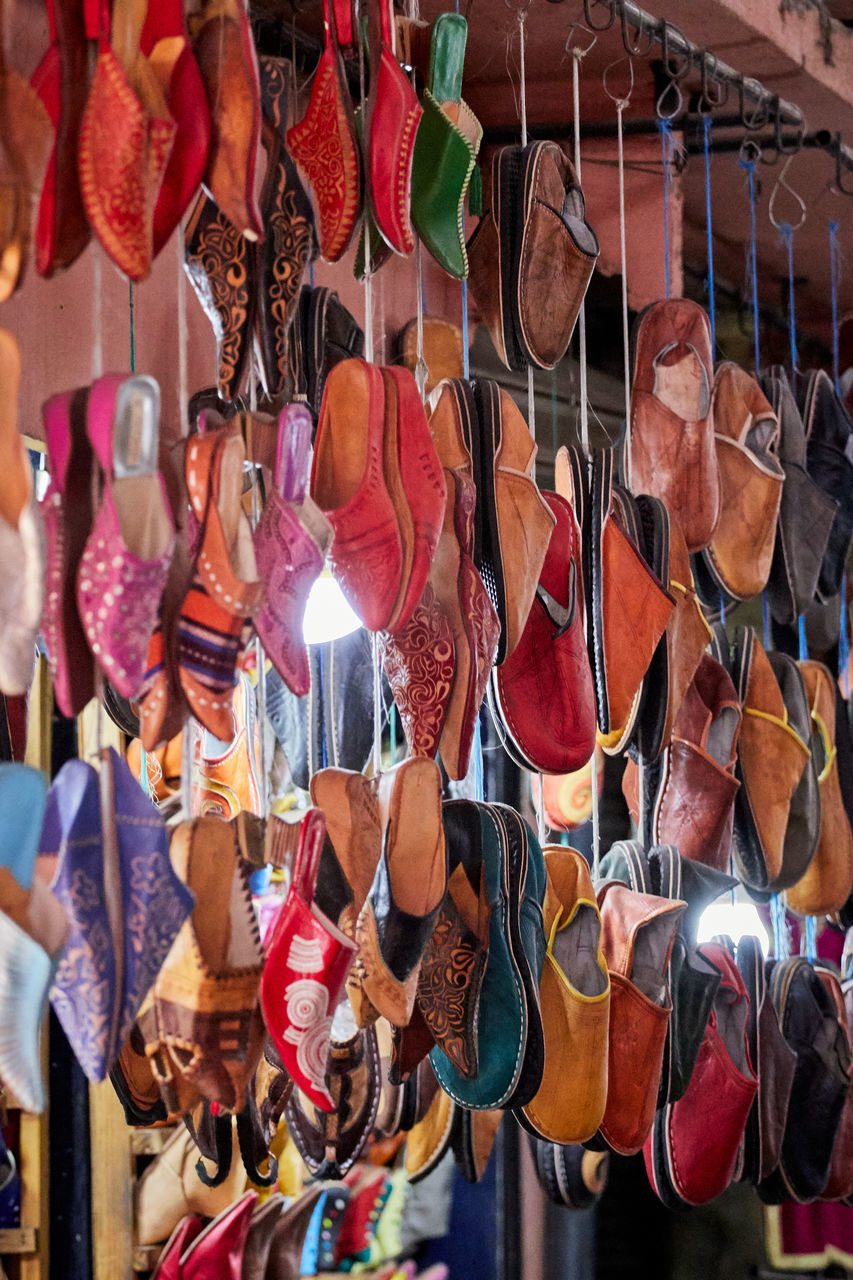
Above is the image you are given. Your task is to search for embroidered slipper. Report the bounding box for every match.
[286,0,361,262]
[178,424,264,740]
[254,404,332,697]
[47,749,193,1083]
[78,0,176,280]
[0,332,44,696]
[192,0,262,240]
[364,0,422,256]
[140,0,211,254]
[139,816,265,1115]
[77,373,175,700]
[41,383,97,717]
[30,0,91,275]
[261,810,357,1113]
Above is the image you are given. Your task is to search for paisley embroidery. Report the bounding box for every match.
[379,583,455,758]
[417,904,485,1079]
[78,48,175,282]
[184,193,251,401]
[286,49,360,263]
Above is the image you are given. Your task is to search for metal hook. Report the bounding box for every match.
[602,54,634,105]
[565,21,597,57]
[503,0,532,12]
[620,5,654,57]
[738,137,762,168]
[697,48,728,113]
[582,0,614,31]
[738,77,770,131]
[834,134,853,197]
[774,97,806,156]
[660,20,691,82]
[769,154,807,233]
[655,78,683,122]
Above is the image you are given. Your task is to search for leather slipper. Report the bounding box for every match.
[364,0,422,256]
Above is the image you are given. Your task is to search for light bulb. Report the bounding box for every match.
[302,570,362,645]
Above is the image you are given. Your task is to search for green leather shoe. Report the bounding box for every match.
[410,13,482,279]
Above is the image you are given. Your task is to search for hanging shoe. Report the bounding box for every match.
[254,57,318,398]
[77,373,175,700]
[353,757,446,1027]
[41,384,97,717]
[140,0,211,254]
[192,0,262,239]
[139,816,265,1115]
[46,749,194,1083]
[0,332,44,696]
[177,424,264,741]
[310,359,403,631]
[410,13,481,279]
[135,1123,245,1247]
[149,1215,205,1280]
[261,810,357,1111]
[179,1190,257,1280]
[31,0,91,275]
[254,405,332,697]
[184,191,255,402]
[286,0,361,263]
[0,31,53,299]
[364,0,422,256]
[78,0,176,280]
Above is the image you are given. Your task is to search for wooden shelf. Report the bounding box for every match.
[0,1230,37,1256]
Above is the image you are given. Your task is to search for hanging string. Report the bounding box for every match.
[720,594,726,629]
[247,356,270,819]
[92,244,103,381]
[762,591,771,650]
[738,152,761,370]
[571,48,590,456]
[781,223,799,371]
[473,714,484,802]
[415,238,428,400]
[804,914,817,964]
[537,776,547,846]
[590,747,600,881]
[701,115,716,355]
[616,98,631,433]
[176,231,188,434]
[657,118,673,300]
[829,220,842,395]
[129,282,135,372]
[798,613,808,662]
[770,893,788,960]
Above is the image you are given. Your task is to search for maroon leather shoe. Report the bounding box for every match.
[179,1191,257,1280]
[150,1215,205,1280]
[489,490,595,775]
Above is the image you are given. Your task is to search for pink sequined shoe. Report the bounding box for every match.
[77,374,175,699]
[254,404,332,696]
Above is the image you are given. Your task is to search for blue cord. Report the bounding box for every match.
[805,914,817,963]
[658,119,672,299]
[309,261,315,288]
[762,591,770,649]
[702,115,716,355]
[781,223,799,371]
[829,220,842,395]
[719,593,726,628]
[473,712,484,802]
[129,281,135,372]
[737,156,761,370]
[770,893,786,959]
[798,613,808,662]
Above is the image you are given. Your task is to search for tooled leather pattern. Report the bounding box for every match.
[286,50,360,263]
[369,51,422,254]
[254,491,324,696]
[78,49,175,281]
[185,197,252,400]
[417,901,485,1078]
[258,163,316,391]
[379,582,455,758]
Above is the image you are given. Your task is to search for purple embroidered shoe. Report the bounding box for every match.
[76,374,175,700]
[254,405,332,696]
[46,748,194,1083]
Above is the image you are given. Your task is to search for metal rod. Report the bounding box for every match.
[483,119,853,176]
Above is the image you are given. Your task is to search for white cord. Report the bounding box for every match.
[590,746,601,881]
[92,243,103,381]
[177,227,188,435]
[572,49,590,459]
[616,101,631,438]
[372,632,383,776]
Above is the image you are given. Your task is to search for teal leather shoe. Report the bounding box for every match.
[430,801,546,1109]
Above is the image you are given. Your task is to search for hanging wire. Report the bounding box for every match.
[514,6,537,441]
[762,590,771,649]
[701,114,717,354]
[841,576,850,699]
[804,914,817,963]
[737,143,761,370]
[176,229,188,433]
[658,117,673,299]
[798,613,808,661]
[92,244,103,381]
[829,219,842,394]
[602,55,633,436]
[781,224,799,371]
[571,44,591,455]
[770,892,788,959]
[473,714,485,802]
[129,282,136,372]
